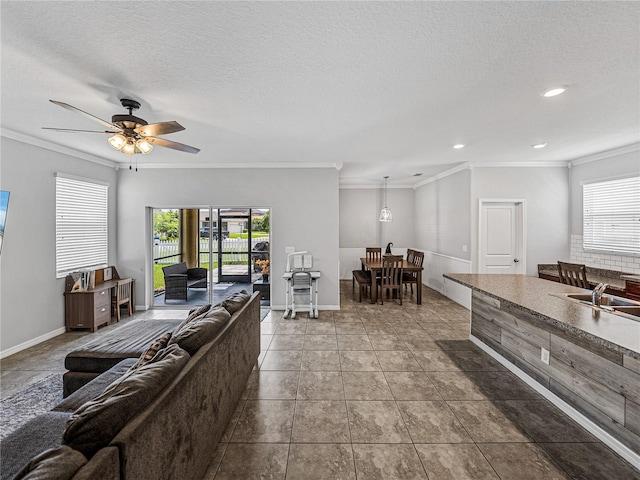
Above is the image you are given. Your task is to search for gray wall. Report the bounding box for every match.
[117,167,340,310]
[0,137,117,353]
[415,169,471,260]
[570,148,640,234]
[470,166,570,275]
[339,187,415,249]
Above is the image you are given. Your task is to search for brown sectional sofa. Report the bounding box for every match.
[2,291,260,480]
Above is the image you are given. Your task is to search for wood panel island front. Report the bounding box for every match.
[444,273,640,468]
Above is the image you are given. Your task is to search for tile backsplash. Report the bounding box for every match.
[570,234,640,275]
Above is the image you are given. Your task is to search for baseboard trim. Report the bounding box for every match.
[0,327,67,359]
[470,334,640,470]
[270,304,341,312]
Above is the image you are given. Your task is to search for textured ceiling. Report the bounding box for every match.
[1,1,639,185]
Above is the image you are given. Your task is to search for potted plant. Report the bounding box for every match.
[256,259,270,282]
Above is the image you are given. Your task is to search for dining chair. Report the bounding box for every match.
[112,278,133,322]
[353,247,382,290]
[557,261,589,288]
[379,255,403,305]
[403,250,424,294]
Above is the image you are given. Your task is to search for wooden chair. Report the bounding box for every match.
[403,250,424,294]
[352,247,382,289]
[112,278,133,322]
[557,261,589,288]
[379,255,403,305]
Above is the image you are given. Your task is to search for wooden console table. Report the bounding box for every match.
[64,266,134,332]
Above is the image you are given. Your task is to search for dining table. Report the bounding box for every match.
[360,256,424,305]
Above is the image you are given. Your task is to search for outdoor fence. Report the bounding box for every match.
[154,237,269,265]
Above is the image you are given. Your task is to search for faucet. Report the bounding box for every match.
[592,283,609,307]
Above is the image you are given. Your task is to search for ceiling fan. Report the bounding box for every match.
[43,98,200,157]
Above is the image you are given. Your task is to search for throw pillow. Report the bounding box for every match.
[172,303,212,335]
[168,306,231,355]
[13,445,87,480]
[63,344,190,458]
[129,332,173,370]
[220,290,251,314]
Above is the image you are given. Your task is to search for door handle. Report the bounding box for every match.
[514,259,520,263]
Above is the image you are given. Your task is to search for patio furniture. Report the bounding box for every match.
[162,262,207,301]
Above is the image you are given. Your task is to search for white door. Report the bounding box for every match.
[479,201,525,274]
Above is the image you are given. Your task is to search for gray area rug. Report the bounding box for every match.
[0,374,62,441]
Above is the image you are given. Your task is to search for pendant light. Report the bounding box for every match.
[379,176,392,222]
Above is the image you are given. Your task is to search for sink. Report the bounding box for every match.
[552,292,640,321]
[565,294,637,307]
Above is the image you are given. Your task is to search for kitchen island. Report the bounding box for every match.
[444,273,640,467]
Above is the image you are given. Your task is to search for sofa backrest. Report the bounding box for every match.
[110,291,261,480]
[162,262,187,276]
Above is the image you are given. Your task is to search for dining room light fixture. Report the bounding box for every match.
[379,176,392,222]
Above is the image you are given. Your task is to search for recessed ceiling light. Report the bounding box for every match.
[532,143,548,149]
[453,144,465,149]
[543,87,566,97]
[413,173,423,177]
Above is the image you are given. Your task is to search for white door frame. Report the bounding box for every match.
[478,198,527,274]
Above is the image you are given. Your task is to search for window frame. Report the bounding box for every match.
[55,173,109,278]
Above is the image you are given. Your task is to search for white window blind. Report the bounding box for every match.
[583,175,640,256]
[56,174,108,277]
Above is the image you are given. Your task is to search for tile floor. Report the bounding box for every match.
[2,281,639,479]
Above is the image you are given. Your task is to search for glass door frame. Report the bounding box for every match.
[217,209,252,283]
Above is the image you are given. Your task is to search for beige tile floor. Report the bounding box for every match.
[2,281,639,479]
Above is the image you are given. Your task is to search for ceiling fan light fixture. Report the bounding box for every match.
[136,138,153,154]
[108,133,127,151]
[122,141,136,155]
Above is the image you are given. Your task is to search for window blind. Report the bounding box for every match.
[583,175,640,256]
[56,174,108,277]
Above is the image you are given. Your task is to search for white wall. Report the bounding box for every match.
[0,137,117,355]
[338,187,415,279]
[470,166,570,276]
[117,167,340,311]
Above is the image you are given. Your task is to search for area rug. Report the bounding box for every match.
[0,374,63,441]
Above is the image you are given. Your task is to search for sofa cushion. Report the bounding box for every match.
[168,307,231,355]
[64,319,182,373]
[220,290,251,314]
[12,446,87,480]
[0,411,73,480]
[55,358,137,413]
[130,332,173,370]
[63,344,190,457]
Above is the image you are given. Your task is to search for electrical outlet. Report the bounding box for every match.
[462,245,468,252]
[540,347,550,365]
[285,246,295,254]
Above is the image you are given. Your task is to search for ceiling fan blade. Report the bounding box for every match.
[42,127,120,134]
[146,136,200,154]
[134,121,185,137]
[49,100,121,130]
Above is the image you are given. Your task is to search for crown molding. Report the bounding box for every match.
[339,183,415,189]
[1,128,116,169]
[474,161,569,168]
[413,162,471,189]
[569,143,640,167]
[130,161,340,170]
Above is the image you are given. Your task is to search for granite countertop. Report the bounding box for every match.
[622,274,640,284]
[444,273,640,358]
